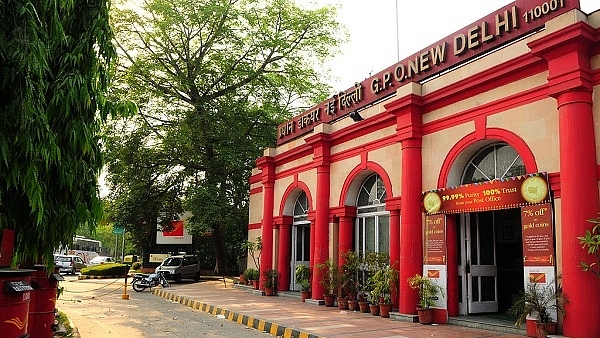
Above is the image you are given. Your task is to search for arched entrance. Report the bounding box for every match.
[457,143,526,315]
[355,173,389,257]
[290,192,310,291]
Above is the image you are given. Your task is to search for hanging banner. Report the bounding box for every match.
[423,172,550,215]
[521,203,555,266]
[424,214,447,265]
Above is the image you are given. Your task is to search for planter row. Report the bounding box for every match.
[322,295,393,318]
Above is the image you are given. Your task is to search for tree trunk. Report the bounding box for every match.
[211,221,228,275]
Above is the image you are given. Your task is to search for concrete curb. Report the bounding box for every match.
[152,289,324,338]
[77,275,124,280]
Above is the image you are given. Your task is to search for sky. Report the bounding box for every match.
[316,0,599,92]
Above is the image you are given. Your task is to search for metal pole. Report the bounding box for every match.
[122,230,126,261]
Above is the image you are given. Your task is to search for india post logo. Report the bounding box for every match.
[164,220,184,237]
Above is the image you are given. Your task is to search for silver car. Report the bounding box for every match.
[155,255,201,283]
[55,255,87,274]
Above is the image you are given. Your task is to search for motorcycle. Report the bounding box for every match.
[131,271,170,292]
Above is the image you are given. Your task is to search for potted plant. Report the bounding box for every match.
[507,279,567,338]
[367,281,380,316]
[340,251,360,298]
[316,258,340,307]
[244,268,259,289]
[295,265,311,302]
[241,237,262,271]
[407,273,444,324]
[337,250,360,310]
[369,264,398,318]
[241,237,262,289]
[357,282,370,313]
[262,268,279,296]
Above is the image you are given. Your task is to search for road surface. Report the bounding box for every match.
[56,275,269,338]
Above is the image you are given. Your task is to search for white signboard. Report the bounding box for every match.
[156,212,193,245]
[149,253,171,263]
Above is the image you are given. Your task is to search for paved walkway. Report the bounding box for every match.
[151,277,532,338]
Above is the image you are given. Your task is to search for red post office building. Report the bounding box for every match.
[248,1,600,337]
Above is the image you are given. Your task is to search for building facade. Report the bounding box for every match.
[248,1,600,337]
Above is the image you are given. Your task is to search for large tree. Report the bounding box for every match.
[105,0,343,273]
[0,0,119,268]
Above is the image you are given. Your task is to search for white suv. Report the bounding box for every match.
[155,255,201,283]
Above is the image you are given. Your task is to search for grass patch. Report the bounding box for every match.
[55,310,74,337]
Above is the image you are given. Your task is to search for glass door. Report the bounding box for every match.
[290,222,310,291]
[460,212,498,313]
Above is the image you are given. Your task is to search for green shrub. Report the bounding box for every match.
[244,268,259,280]
[131,262,142,270]
[81,263,129,276]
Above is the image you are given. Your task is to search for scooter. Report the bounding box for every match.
[131,271,170,292]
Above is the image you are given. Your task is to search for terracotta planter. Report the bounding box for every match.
[417,307,434,324]
[535,322,556,338]
[300,290,311,302]
[251,280,259,290]
[323,294,335,307]
[379,303,392,318]
[369,303,380,316]
[348,299,359,311]
[337,296,348,310]
[358,301,370,313]
[239,274,246,285]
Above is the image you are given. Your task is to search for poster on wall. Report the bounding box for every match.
[521,203,554,266]
[424,214,447,265]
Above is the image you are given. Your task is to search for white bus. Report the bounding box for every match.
[55,236,102,264]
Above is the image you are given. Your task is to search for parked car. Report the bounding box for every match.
[88,256,115,266]
[55,254,87,274]
[155,255,201,283]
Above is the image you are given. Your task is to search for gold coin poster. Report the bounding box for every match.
[424,214,446,265]
[423,173,550,215]
[521,203,555,266]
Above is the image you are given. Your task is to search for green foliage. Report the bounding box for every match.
[55,311,74,337]
[361,251,391,302]
[105,0,344,275]
[507,279,567,327]
[263,268,279,289]
[316,258,341,296]
[368,264,398,304]
[0,0,128,267]
[295,265,310,291]
[57,286,65,300]
[80,263,129,277]
[243,268,259,281]
[131,262,142,270]
[339,251,360,298]
[242,237,262,270]
[407,274,444,309]
[578,214,600,278]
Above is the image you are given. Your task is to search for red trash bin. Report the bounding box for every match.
[28,266,63,338]
[0,269,35,338]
